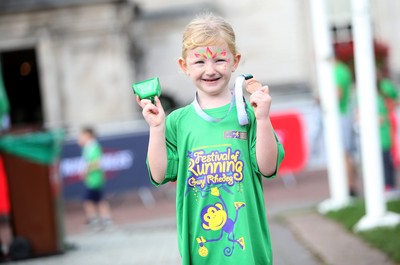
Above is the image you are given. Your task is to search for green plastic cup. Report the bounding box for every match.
[132,77,161,103]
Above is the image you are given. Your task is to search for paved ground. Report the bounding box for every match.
[2,167,397,265]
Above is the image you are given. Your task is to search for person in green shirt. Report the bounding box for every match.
[377,91,395,190]
[377,70,398,190]
[78,126,112,229]
[136,13,284,265]
[377,68,400,172]
[334,59,358,196]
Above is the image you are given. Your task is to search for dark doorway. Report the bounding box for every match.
[0,49,43,128]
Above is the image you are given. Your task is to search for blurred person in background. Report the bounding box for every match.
[334,58,358,197]
[377,68,399,191]
[78,126,113,229]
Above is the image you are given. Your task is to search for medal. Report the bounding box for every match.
[245,77,262,94]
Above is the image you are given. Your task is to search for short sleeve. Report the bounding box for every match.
[84,142,102,163]
[265,135,285,178]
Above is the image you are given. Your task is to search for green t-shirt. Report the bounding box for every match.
[334,61,352,115]
[83,140,105,189]
[150,102,284,265]
[377,94,392,151]
[379,78,398,100]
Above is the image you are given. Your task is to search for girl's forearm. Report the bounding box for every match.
[147,125,168,184]
[256,118,278,176]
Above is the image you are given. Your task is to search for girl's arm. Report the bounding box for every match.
[137,96,168,183]
[147,124,168,184]
[255,119,278,176]
[250,87,278,176]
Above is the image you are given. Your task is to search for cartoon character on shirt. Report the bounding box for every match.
[196,187,245,257]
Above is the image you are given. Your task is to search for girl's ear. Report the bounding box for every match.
[231,53,241,72]
[178,57,189,75]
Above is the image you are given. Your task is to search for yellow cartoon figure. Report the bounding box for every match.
[202,202,227,231]
[198,187,246,257]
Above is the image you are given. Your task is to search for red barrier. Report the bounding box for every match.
[270,111,308,175]
[0,156,10,215]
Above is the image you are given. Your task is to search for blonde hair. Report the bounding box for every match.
[181,13,238,59]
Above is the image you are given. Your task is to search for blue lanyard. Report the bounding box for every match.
[192,75,249,125]
[192,93,235,122]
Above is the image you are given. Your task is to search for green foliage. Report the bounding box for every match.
[325,199,400,263]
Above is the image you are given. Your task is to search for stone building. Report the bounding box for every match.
[0,0,138,135]
[1,0,399,136]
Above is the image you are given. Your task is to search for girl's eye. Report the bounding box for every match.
[216,59,226,63]
[194,60,204,64]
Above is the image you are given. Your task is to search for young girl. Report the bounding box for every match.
[137,13,284,265]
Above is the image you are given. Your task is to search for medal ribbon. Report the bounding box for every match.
[192,75,250,125]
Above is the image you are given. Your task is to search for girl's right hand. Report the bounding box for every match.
[136,96,165,128]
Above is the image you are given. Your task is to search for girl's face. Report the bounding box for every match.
[179,43,241,97]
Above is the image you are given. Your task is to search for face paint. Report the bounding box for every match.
[186,46,231,71]
[195,47,228,59]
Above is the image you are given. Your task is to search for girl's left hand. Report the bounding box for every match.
[249,86,272,120]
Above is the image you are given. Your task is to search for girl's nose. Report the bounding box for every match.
[204,62,217,75]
